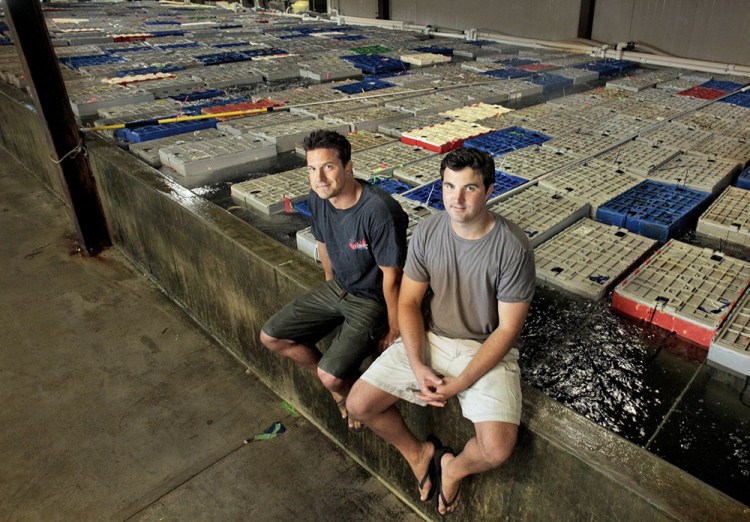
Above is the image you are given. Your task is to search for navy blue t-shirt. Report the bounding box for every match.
[310,182,408,303]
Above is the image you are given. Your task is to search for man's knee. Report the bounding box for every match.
[316,366,344,391]
[476,425,518,468]
[260,330,284,352]
[346,381,394,421]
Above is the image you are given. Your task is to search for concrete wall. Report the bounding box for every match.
[335,0,750,66]
[1,91,747,521]
[389,0,582,41]
[592,0,750,67]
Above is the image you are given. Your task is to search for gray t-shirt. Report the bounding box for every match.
[405,212,536,341]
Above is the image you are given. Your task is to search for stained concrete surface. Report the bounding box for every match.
[0,147,422,522]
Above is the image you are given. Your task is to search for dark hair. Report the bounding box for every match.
[439,147,495,191]
[303,129,352,166]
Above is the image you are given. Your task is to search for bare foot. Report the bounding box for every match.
[437,450,461,515]
[332,391,364,431]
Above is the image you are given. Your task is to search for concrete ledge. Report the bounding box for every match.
[2,91,748,521]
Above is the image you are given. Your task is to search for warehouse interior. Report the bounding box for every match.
[1,0,749,520]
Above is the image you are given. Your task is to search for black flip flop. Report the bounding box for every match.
[417,435,442,502]
[433,446,461,516]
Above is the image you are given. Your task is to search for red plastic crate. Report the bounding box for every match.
[201,99,284,120]
[677,86,726,100]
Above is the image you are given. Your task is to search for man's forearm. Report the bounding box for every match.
[454,328,519,392]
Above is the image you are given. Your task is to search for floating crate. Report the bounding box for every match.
[159,134,276,178]
[541,131,622,158]
[349,45,392,55]
[368,176,412,195]
[606,70,677,92]
[344,131,397,152]
[296,226,320,261]
[739,165,750,190]
[401,171,526,210]
[648,154,740,194]
[535,218,657,300]
[300,60,362,83]
[128,128,224,167]
[698,101,750,121]
[200,99,282,121]
[553,67,599,85]
[539,160,642,217]
[392,154,445,185]
[70,88,155,118]
[596,180,712,242]
[709,290,750,376]
[231,166,309,214]
[340,54,409,74]
[400,53,452,67]
[613,239,750,347]
[463,126,551,156]
[384,92,464,117]
[697,186,750,246]
[493,146,574,180]
[115,118,217,143]
[216,111,306,136]
[193,65,264,88]
[401,120,495,153]
[249,58,301,82]
[636,122,714,152]
[323,106,406,132]
[687,135,750,166]
[488,185,590,247]
[378,113,455,138]
[482,67,534,80]
[351,141,435,179]
[700,79,746,92]
[250,119,350,153]
[333,78,396,95]
[517,63,558,73]
[391,194,440,240]
[439,103,512,122]
[526,73,574,92]
[677,86,726,100]
[656,78,703,92]
[596,140,681,176]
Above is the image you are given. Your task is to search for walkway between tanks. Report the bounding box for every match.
[0,146,423,522]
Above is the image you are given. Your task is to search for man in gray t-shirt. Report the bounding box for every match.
[347,148,535,516]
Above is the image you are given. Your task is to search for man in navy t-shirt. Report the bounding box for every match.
[261,130,408,431]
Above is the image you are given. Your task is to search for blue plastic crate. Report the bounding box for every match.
[59,54,126,70]
[340,54,410,74]
[527,73,574,92]
[368,177,412,195]
[335,35,367,41]
[115,119,217,143]
[574,59,634,78]
[497,58,538,67]
[293,199,312,218]
[491,172,528,195]
[334,79,396,95]
[0,22,9,32]
[196,51,252,66]
[169,89,226,102]
[219,24,242,30]
[463,126,551,156]
[719,92,750,108]
[115,64,184,77]
[245,47,288,58]
[414,46,454,56]
[156,42,201,50]
[482,67,533,80]
[278,33,308,40]
[595,180,712,242]
[402,180,445,210]
[466,39,495,46]
[144,20,180,25]
[148,30,185,37]
[700,79,746,92]
[106,46,149,54]
[737,165,750,190]
[212,41,250,48]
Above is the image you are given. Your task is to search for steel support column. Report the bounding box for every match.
[577,0,596,40]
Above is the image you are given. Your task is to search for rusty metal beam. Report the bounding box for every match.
[4,0,110,255]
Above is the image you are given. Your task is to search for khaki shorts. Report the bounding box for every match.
[361,331,522,424]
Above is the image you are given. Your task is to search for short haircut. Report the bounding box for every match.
[303,129,352,166]
[439,147,495,191]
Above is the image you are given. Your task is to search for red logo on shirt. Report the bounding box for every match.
[349,239,369,250]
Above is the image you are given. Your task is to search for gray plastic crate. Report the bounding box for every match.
[697,186,750,246]
[129,128,224,168]
[687,136,750,165]
[249,57,301,82]
[541,132,623,158]
[291,99,376,119]
[70,88,155,118]
[554,67,599,85]
[250,119,350,153]
[378,114,456,138]
[159,134,276,179]
[655,78,702,92]
[648,154,741,194]
[698,102,750,121]
[323,106,407,132]
[216,111,306,136]
[635,122,714,152]
[596,140,681,176]
[392,154,445,186]
[231,166,309,214]
[613,239,750,346]
[391,194,440,240]
[493,146,575,180]
[488,185,590,247]
[351,141,435,180]
[535,217,657,300]
[385,92,464,116]
[709,289,750,377]
[539,160,642,217]
[193,65,264,89]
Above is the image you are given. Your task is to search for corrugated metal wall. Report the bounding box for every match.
[331,0,750,67]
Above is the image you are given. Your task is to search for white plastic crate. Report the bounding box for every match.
[128,128,224,168]
[648,154,741,194]
[493,146,574,180]
[400,53,452,67]
[539,160,642,217]
[378,114,456,138]
[402,120,495,153]
[613,240,750,347]
[250,119,350,153]
[709,290,750,376]
[323,106,407,132]
[697,186,750,246]
[351,141,435,180]
[488,185,590,247]
[687,136,750,165]
[231,167,309,214]
[596,140,681,176]
[439,103,512,122]
[535,218,657,300]
[296,226,320,262]
[392,154,445,186]
[159,134,276,179]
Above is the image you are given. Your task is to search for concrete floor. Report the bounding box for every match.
[0,148,423,522]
